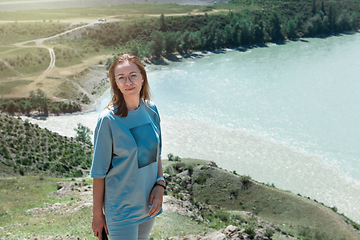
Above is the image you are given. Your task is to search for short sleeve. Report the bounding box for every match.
[149,102,162,157]
[90,115,113,179]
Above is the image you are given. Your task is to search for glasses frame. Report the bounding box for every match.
[115,72,142,84]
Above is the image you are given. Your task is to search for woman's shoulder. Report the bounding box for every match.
[97,108,116,121]
[144,100,158,113]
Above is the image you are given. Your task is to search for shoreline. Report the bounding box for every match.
[145,29,360,69]
[5,30,360,119]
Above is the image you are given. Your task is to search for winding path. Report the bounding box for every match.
[29,47,55,87]
[12,22,100,87]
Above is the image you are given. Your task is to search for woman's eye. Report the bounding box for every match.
[118,77,124,81]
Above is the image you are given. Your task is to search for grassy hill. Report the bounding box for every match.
[0,111,92,177]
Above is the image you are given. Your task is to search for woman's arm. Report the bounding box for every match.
[92,178,108,239]
[149,157,165,217]
[157,157,164,179]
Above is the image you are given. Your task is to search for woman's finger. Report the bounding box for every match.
[149,198,162,217]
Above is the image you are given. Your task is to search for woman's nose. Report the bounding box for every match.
[124,76,132,84]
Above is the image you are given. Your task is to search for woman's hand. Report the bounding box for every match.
[92,212,108,240]
[149,184,164,217]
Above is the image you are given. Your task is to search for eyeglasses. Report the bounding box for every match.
[115,72,141,84]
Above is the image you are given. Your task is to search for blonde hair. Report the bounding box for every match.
[106,54,151,117]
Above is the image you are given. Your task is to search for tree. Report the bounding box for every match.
[0,95,4,110]
[350,11,358,29]
[233,22,241,46]
[74,123,93,146]
[312,0,317,16]
[224,24,234,46]
[337,10,352,32]
[149,31,164,58]
[6,100,16,113]
[37,89,48,113]
[164,32,177,56]
[29,90,37,109]
[105,55,116,70]
[311,14,324,35]
[328,6,336,32]
[159,14,167,32]
[128,41,141,58]
[240,21,252,45]
[286,19,297,39]
[322,16,330,33]
[270,12,284,42]
[253,21,264,43]
[321,1,326,15]
[295,13,304,34]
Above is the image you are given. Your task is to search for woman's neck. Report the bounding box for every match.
[125,97,140,111]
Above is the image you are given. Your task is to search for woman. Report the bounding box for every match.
[90,54,165,240]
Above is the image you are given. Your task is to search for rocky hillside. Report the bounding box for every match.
[0,111,92,177]
[161,160,360,240]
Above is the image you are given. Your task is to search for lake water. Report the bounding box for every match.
[23,31,360,223]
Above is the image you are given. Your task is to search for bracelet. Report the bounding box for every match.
[156,177,165,182]
[153,182,166,190]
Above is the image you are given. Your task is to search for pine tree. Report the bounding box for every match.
[164,32,177,55]
[321,1,326,15]
[286,19,297,39]
[312,0,317,16]
[270,12,284,42]
[328,6,335,32]
[159,14,167,32]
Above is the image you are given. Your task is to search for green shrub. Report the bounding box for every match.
[167,153,174,161]
[164,165,174,174]
[195,171,210,185]
[19,167,25,176]
[21,158,32,166]
[264,227,274,238]
[241,175,252,189]
[298,226,312,237]
[244,226,256,239]
[229,188,239,198]
[215,212,228,222]
[173,162,186,171]
[72,169,83,177]
[314,229,328,240]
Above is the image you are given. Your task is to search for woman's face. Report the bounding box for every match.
[114,61,144,101]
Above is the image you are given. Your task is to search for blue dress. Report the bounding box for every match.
[90,100,162,230]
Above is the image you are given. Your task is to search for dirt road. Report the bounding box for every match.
[29,47,55,87]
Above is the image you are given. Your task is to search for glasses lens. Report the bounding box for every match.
[117,76,125,83]
[116,73,140,83]
[129,73,139,82]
